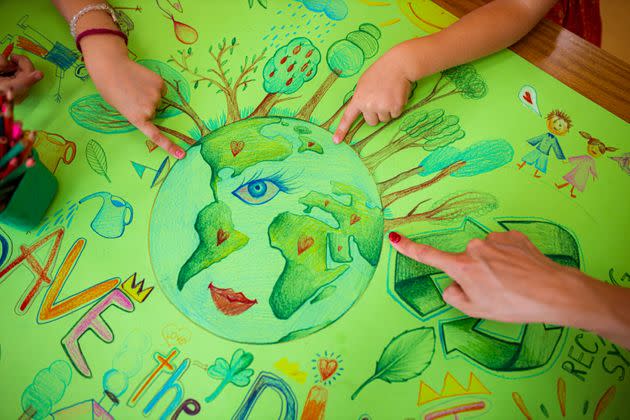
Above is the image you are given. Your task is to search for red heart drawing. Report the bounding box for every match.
[146,140,158,152]
[522,91,533,104]
[323,200,330,207]
[297,236,314,256]
[217,228,230,246]
[307,141,315,147]
[230,140,245,157]
[350,214,361,225]
[337,245,343,252]
[318,358,338,381]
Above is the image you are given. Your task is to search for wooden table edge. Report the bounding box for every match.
[434,0,630,123]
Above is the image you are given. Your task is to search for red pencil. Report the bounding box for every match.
[1,43,14,59]
[1,91,14,156]
[17,131,35,164]
[0,157,19,178]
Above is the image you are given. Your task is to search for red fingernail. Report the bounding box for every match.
[389,231,401,244]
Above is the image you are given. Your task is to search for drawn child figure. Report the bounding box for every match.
[11,15,88,102]
[517,109,571,178]
[555,131,617,198]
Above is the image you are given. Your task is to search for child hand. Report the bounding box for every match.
[333,43,414,144]
[81,36,186,159]
[0,54,43,103]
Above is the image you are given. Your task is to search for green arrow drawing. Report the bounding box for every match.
[441,318,564,371]
[393,219,489,318]
[391,217,581,373]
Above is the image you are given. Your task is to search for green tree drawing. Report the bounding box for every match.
[250,37,321,117]
[296,23,381,121]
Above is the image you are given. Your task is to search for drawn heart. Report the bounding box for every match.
[522,91,533,104]
[230,140,245,157]
[217,228,230,246]
[337,245,343,252]
[297,236,314,256]
[162,324,191,346]
[318,358,338,381]
[350,214,361,225]
[307,141,315,147]
[324,200,330,207]
[146,140,158,152]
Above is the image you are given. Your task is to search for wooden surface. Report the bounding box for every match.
[434,0,630,122]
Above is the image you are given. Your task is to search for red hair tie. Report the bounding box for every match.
[75,29,128,53]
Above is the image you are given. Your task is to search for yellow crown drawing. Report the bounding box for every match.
[121,273,154,303]
[418,372,491,406]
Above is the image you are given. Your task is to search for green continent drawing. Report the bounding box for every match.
[269,212,349,320]
[150,117,384,343]
[178,201,249,290]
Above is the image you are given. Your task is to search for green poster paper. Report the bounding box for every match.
[0,1,628,419]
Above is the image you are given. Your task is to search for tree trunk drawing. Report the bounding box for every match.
[377,166,424,194]
[296,72,339,121]
[249,92,278,118]
[155,125,196,145]
[320,99,349,130]
[381,161,466,208]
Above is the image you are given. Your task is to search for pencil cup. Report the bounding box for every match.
[0,151,58,230]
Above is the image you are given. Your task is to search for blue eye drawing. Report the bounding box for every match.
[232,171,299,205]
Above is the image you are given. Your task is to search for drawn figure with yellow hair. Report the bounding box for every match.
[555,131,618,198]
[517,109,571,178]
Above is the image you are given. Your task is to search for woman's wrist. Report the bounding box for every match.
[552,268,630,337]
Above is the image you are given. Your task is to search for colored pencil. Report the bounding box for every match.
[0,141,24,169]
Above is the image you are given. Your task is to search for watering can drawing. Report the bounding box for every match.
[33,131,77,173]
[79,192,133,239]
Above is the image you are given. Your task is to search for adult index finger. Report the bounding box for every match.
[333,100,361,144]
[389,231,461,273]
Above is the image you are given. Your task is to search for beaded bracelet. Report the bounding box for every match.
[70,3,119,39]
[75,28,128,53]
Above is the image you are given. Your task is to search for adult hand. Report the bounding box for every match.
[81,36,186,159]
[333,43,414,144]
[388,230,595,325]
[0,54,43,103]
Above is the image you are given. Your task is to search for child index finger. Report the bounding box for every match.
[137,120,186,160]
[333,101,361,144]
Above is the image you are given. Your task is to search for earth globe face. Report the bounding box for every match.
[150,117,384,343]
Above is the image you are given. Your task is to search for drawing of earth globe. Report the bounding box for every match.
[150,117,384,343]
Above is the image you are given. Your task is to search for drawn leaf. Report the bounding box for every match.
[205,349,255,402]
[258,0,268,8]
[139,59,190,118]
[207,358,229,379]
[351,327,435,400]
[85,140,111,183]
[69,60,189,133]
[69,95,134,134]
[231,369,254,386]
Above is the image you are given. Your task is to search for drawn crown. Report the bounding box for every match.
[418,372,491,406]
[121,273,154,303]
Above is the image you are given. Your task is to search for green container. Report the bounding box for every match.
[0,151,58,231]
